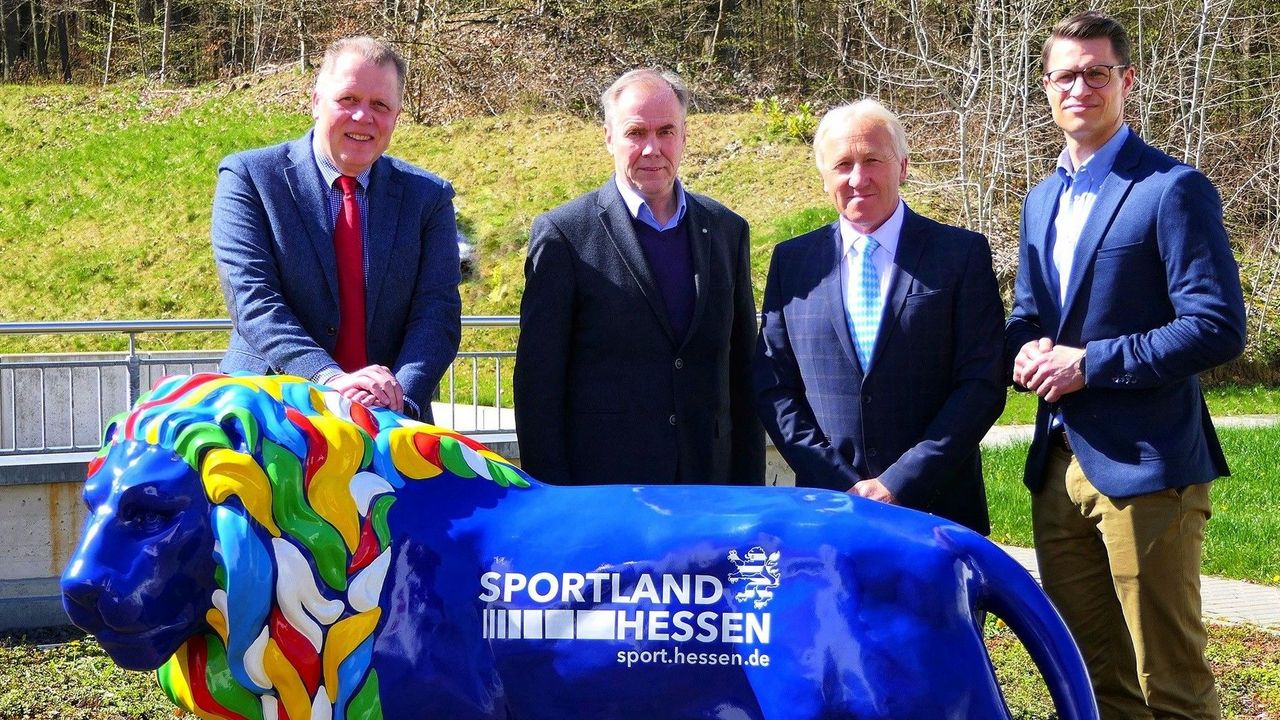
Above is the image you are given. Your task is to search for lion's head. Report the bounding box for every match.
[60,372,531,719]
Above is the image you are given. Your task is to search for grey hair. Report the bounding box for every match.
[317,36,407,98]
[813,99,909,167]
[600,68,689,126]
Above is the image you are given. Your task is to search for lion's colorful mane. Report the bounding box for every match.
[91,372,531,720]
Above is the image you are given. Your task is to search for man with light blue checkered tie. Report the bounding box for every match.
[753,99,1006,534]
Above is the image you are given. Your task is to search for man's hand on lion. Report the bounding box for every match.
[330,365,404,413]
[850,478,898,504]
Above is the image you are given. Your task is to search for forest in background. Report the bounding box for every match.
[2,0,1278,370]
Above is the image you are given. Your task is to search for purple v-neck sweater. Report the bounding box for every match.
[632,216,695,342]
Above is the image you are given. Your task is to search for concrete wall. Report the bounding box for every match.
[0,455,93,629]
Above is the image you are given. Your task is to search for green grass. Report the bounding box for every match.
[985,619,1280,719]
[997,384,1280,426]
[3,624,1275,718]
[985,424,1280,585]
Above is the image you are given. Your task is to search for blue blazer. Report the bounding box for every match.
[513,179,765,487]
[754,207,1006,534]
[1006,132,1246,497]
[211,132,462,420]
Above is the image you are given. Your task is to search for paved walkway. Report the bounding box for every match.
[987,415,1280,632]
[997,545,1280,632]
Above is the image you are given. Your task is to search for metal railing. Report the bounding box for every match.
[0,317,519,457]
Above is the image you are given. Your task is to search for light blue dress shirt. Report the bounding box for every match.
[1050,124,1130,308]
[614,175,688,230]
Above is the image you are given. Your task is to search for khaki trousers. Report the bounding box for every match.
[1031,446,1219,720]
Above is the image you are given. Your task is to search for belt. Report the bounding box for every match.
[1049,427,1072,454]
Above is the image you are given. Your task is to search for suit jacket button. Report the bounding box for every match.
[674,358,684,369]
[669,414,677,426]
[326,326,337,336]
[862,395,871,405]
[867,448,878,458]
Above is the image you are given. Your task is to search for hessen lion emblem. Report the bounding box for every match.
[728,547,781,609]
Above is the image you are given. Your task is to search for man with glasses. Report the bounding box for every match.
[1006,11,1245,719]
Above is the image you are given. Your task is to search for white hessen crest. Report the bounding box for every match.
[727,546,781,609]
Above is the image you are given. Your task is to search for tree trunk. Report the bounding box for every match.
[159,0,169,82]
[296,0,308,71]
[135,0,149,76]
[55,7,69,81]
[102,0,116,86]
[0,0,9,81]
[30,0,45,74]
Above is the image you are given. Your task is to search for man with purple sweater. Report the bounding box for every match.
[514,68,764,486]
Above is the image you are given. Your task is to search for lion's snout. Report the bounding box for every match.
[60,563,110,633]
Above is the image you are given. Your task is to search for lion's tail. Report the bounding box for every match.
[951,528,1098,720]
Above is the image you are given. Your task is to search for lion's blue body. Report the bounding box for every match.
[60,374,1097,720]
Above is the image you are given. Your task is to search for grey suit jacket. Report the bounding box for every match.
[211,132,461,419]
[513,178,765,486]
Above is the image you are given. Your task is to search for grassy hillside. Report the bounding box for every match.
[0,72,845,353]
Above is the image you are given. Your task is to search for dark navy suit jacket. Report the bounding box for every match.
[754,207,1005,534]
[1006,132,1246,498]
[513,179,765,486]
[211,132,461,419]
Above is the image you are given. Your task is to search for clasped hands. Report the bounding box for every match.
[1013,337,1085,402]
[329,365,404,413]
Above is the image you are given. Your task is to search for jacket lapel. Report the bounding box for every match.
[1031,176,1063,312]
[1058,133,1141,331]
[284,133,339,301]
[819,222,860,372]
[681,194,714,349]
[875,206,926,368]
[597,178,677,343]
[363,156,402,325]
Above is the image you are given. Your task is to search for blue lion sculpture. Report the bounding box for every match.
[61,373,1096,719]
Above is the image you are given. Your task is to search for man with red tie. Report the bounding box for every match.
[212,36,461,419]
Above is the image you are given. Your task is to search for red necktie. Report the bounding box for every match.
[333,175,367,371]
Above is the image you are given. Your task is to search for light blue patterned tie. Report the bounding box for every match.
[849,236,882,369]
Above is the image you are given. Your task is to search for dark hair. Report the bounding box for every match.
[1042,10,1131,68]
[319,36,407,98]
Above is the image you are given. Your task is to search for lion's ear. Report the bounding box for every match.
[217,408,260,455]
[101,412,127,446]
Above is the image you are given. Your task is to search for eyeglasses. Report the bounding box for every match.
[1043,64,1129,91]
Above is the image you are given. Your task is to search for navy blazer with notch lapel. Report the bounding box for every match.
[513,177,765,486]
[211,131,462,420]
[1006,131,1246,497]
[754,205,1006,534]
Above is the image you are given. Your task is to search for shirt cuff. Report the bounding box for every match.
[311,365,344,387]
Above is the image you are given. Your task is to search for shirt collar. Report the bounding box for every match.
[614,174,688,231]
[312,132,372,191]
[839,199,906,258]
[1055,123,1130,183]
